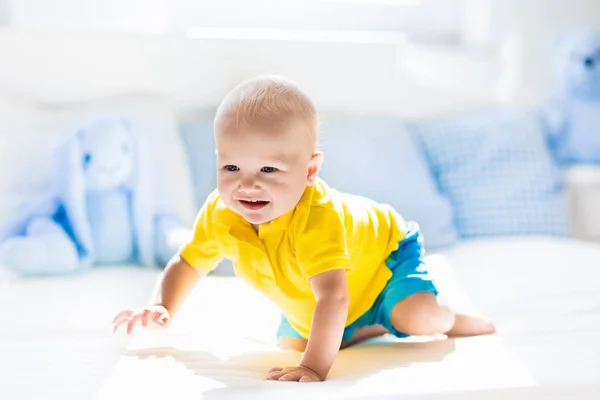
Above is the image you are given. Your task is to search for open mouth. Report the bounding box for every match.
[239,200,270,210]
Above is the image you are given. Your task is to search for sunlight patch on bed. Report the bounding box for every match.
[96,253,538,399]
[95,355,226,399]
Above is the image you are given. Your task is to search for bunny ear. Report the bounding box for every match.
[120,117,133,132]
[551,32,580,83]
[127,123,156,266]
[54,130,94,264]
[552,33,572,65]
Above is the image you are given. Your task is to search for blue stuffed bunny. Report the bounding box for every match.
[0,117,186,276]
[544,29,600,164]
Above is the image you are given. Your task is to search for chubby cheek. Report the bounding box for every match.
[269,175,306,205]
[216,176,237,204]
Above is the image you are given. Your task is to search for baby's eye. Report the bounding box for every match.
[261,167,278,173]
[224,165,239,172]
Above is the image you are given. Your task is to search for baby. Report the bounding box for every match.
[113,75,496,382]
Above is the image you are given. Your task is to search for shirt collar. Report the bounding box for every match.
[265,183,315,231]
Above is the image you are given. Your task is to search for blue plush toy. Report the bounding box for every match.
[544,29,600,164]
[0,117,186,276]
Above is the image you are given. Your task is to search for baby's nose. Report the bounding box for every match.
[239,178,260,192]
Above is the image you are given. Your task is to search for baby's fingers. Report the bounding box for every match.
[112,316,131,334]
[278,372,301,382]
[112,310,133,324]
[126,314,143,335]
[266,370,287,381]
[141,310,153,328]
[156,313,171,326]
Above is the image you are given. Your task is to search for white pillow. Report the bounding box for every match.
[0,93,197,228]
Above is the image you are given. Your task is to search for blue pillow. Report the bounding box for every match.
[406,108,571,238]
[318,114,458,250]
[181,113,458,250]
[180,116,238,275]
[179,116,217,210]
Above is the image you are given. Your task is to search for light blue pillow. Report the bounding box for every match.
[180,113,459,250]
[318,114,458,250]
[180,116,237,274]
[406,108,571,238]
[179,116,217,210]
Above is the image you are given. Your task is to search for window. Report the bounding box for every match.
[177,0,464,44]
[3,0,466,44]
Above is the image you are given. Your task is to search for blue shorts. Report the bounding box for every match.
[277,222,438,341]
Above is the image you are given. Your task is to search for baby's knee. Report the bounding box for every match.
[390,293,455,336]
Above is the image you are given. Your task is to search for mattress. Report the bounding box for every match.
[0,268,161,400]
[2,237,600,399]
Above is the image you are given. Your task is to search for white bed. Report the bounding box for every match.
[2,236,599,400]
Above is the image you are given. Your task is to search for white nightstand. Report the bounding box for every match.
[565,165,600,243]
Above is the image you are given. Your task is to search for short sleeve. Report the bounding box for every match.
[179,195,224,271]
[294,206,351,279]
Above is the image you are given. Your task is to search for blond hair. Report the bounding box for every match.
[214,75,319,149]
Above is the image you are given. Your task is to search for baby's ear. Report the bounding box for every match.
[307,151,324,186]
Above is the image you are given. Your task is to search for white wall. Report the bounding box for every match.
[0,0,598,117]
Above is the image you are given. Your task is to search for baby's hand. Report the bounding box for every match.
[112,305,172,335]
[265,365,323,383]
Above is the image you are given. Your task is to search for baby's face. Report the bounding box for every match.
[215,121,320,227]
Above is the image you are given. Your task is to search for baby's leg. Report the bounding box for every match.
[278,337,308,351]
[390,292,496,337]
[278,325,389,351]
[340,325,388,348]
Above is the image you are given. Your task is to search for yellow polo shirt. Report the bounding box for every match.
[180,178,406,338]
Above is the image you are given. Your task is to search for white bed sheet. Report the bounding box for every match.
[0,268,161,400]
[3,237,600,399]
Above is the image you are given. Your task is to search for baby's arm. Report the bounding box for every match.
[113,254,206,334]
[302,269,349,378]
[155,254,206,315]
[267,269,349,382]
[114,194,222,334]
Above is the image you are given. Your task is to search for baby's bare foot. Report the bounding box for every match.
[446,313,496,337]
